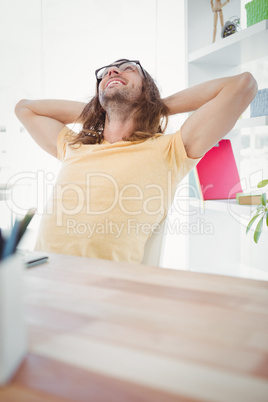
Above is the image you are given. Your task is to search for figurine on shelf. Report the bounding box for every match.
[211,0,230,43]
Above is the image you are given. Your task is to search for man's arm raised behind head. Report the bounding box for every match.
[15,99,86,157]
[163,72,257,159]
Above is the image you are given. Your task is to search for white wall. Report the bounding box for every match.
[0,0,186,115]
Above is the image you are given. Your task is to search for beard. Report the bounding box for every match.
[99,85,142,120]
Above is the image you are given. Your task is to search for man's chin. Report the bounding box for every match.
[100,89,128,105]
[104,86,125,95]
[99,85,141,110]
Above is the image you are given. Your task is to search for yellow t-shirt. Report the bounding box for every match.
[35,127,199,262]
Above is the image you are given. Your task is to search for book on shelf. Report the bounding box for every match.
[236,193,262,205]
[189,139,243,200]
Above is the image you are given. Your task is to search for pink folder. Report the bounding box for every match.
[193,139,242,200]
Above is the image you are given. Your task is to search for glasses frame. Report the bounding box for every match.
[95,59,146,84]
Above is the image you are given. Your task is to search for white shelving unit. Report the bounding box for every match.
[183,0,268,279]
[188,19,268,65]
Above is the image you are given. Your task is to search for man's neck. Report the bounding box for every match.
[103,115,135,143]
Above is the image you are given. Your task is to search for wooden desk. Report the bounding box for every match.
[1,253,268,401]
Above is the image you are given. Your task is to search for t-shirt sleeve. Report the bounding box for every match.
[156,130,201,183]
[56,126,73,161]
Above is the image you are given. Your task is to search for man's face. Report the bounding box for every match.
[98,61,143,111]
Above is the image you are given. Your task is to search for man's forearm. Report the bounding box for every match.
[163,75,247,116]
[15,99,86,125]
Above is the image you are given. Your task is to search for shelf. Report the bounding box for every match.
[221,117,268,139]
[188,20,268,65]
[234,116,268,129]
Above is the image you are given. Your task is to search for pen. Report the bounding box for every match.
[1,220,21,260]
[0,208,36,261]
[0,228,5,260]
[16,208,36,246]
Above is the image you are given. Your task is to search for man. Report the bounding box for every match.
[15,59,257,263]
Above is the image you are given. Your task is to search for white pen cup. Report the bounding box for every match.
[0,253,27,385]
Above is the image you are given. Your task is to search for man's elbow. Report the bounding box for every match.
[14,99,29,117]
[239,72,258,103]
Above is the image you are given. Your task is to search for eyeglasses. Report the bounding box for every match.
[95,59,146,83]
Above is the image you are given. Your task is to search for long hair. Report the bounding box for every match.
[69,65,169,146]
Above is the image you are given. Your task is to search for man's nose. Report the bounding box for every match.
[108,66,120,76]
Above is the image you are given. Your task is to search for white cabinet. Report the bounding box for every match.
[183,0,268,279]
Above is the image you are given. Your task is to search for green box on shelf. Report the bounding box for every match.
[245,0,268,27]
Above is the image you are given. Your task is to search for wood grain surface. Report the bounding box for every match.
[1,253,268,402]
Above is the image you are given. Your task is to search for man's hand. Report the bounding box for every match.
[15,99,86,157]
[163,72,257,158]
